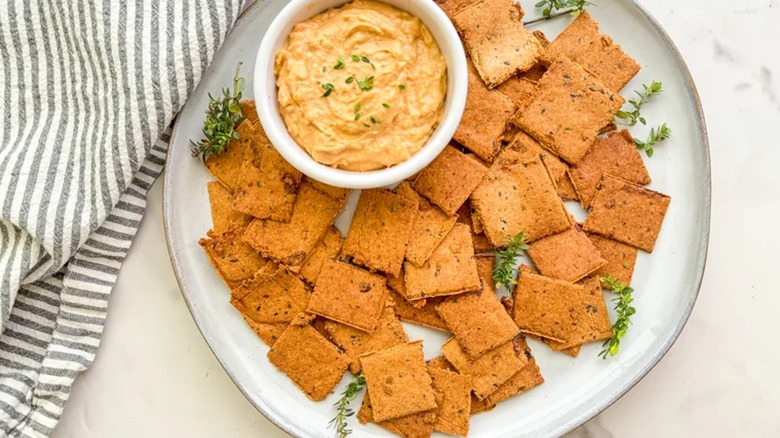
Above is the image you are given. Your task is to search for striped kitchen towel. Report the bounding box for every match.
[0,1,244,435]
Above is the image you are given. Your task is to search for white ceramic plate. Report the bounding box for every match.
[163,1,711,437]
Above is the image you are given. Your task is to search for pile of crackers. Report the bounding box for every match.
[198,2,671,436]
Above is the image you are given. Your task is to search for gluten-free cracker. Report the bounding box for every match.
[542,276,613,351]
[441,337,527,400]
[358,392,437,438]
[231,266,310,324]
[428,367,472,436]
[232,143,302,221]
[396,182,458,267]
[299,226,343,285]
[456,203,494,253]
[587,233,638,285]
[556,172,580,201]
[434,0,479,17]
[207,181,251,234]
[427,356,456,372]
[413,145,488,216]
[486,337,544,405]
[497,76,538,111]
[305,177,351,203]
[512,271,589,342]
[527,226,607,282]
[241,316,287,346]
[198,227,270,289]
[475,255,495,291]
[205,121,257,191]
[387,286,449,331]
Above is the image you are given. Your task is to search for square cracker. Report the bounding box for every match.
[583,174,671,252]
[428,367,472,436]
[486,337,544,405]
[198,227,270,289]
[475,255,495,291]
[441,337,527,400]
[404,224,481,300]
[299,226,343,285]
[207,181,251,235]
[231,266,310,324]
[341,189,418,276]
[267,318,349,401]
[324,306,408,374]
[587,233,638,285]
[544,11,640,91]
[497,75,538,111]
[570,130,651,208]
[243,182,346,267]
[541,276,612,351]
[456,203,494,253]
[527,226,607,282]
[453,0,543,88]
[516,56,625,164]
[358,391,437,438]
[413,145,488,216]
[360,341,438,422]
[436,283,519,359]
[241,316,287,347]
[307,260,387,332]
[204,121,257,191]
[387,287,449,332]
[396,182,458,267]
[453,61,517,161]
[232,141,302,221]
[471,148,571,245]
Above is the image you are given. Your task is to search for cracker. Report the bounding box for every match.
[341,189,418,276]
[299,226,343,285]
[241,100,260,125]
[453,61,517,161]
[471,148,571,245]
[198,227,270,289]
[241,316,287,346]
[561,345,581,357]
[231,266,310,325]
[396,182,458,267]
[470,395,495,415]
[587,233,638,285]
[428,367,472,436]
[267,318,349,401]
[515,56,624,164]
[232,142,302,221]
[510,131,572,197]
[307,260,387,332]
[456,203,494,253]
[404,224,481,300]
[413,145,488,216]
[204,121,257,191]
[527,226,607,282]
[426,356,456,372]
[453,0,543,88]
[497,76,538,111]
[358,391,437,438]
[207,181,251,234]
[556,172,580,201]
[544,11,640,91]
[486,337,544,405]
[441,337,527,400]
[434,0,479,18]
[305,177,351,202]
[243,182,346,267]
[475,255,495,292]
[387,287,449,331]
[360,341,438,422]
[324,306,408,374]
[542,276,612,350]
[570,130,651,208]
[583,174,671,252]
[436,284,519,359]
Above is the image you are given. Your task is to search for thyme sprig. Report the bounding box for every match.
[599,275,636,359]
[190,62,246,160]
[525,0,593,25]
[493,232,529,292]
[634,123,671,157]
[616,81,663,126]
[330,373,366,438]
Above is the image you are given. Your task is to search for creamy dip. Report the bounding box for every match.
[275,0,448,171]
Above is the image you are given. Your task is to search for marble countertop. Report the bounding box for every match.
[50,0,780,437]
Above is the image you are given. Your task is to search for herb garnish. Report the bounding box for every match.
[525,0,593,25]
[351,54,361,62]
[354,103,362,121]
[370,116,380,124]
[616,81,663,126]
[382,103,391,109]
[634,123,671,157]
[493,232,529,292]
[190,62,246,160]
[334,57,345,70]
[330,373,366,438]
[599,275,636,359]
[321,83,335,97]
[347,76,374,92]
[398,84,406,91]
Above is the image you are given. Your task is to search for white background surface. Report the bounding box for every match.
[50,0,780,437]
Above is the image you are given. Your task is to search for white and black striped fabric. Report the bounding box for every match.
[0,1,243,435]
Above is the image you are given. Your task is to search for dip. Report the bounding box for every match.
[274,0,448,171]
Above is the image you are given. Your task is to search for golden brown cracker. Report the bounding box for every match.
[231,266,310,324]
[516,56,625,164]
[241,316,287,347]
[206,181,251,234]
[341,189,418,276]
[204,121,257,191]
[232,143,302,221]
[456,203,494,253]
[426,356,456,372]
[583,174,671,252]
[388,287,449,331]
[428,367,472,436]
[304,177,351,202]
[486,359,544,405]
[527,227,607,282]
[198,227,270,289]
[360,341,438,422]
[413,145,488,216]
[542,276,612,351]
[475,255,495,292]
[241,100,260,125]
[470,395,495,415]
[587,233,638,285]
[307,260,387,332]
[557,172,580,201]
[358,392,437,438]
[404,224,481,300]
[396,182,459,267]
[441,337,527,400]
[497,76,538,111]
[299,226,343,285]
[434,0,479,18]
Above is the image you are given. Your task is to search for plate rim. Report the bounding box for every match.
[162,1,711,437]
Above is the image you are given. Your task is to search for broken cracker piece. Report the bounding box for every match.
[542,276,612,351]
[358,391,437,438]
[396,182,458,267]
[413,145,488,216]
[587,233,638,285]
[387,287,449,332]
[527,226,607,282]
[231,266,310,324]
[232,142,302,222]
[299,226,343,285]
[207,181,251,234]
[241,316,287,347]
[486,337,544,405]
[205,121,257,191]
[441,337,527,400]
[428,367,472,436]
[199,227,270,289]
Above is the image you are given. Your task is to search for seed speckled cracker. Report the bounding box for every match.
[267,318,349,401]
[570,130,651,208]
[486,337,544,405]
[436,284,519,359]
[544,11,640,92]
[542,276,612,351]
[512,271,589,342]
[206,181,251,235]
[241,316,287,346]
[230,266,310,324]
[441,337,527,400]
[404,224,481,300]
[307,260,387,332]
[583,174,671,252]
[452,0,543,88]
[471,148,571,245]
[434,0,478,18]
[324,306,408,374]
[475,255,495,292]
[299,226,343,285]
[556,172,580,201]
[396,182,458,267]
[341,189,418,276]
[510,131,575,202]
[587,233,638,285]
[456,203,494,253]
[305,177,351,203]
[527,227,607,282]
[428,367,472,436]
[387,286,449,331]
[205,121,257,191]
[413,145,488,216]
[427,356,456,372]
[360,341,438,422]
[198,227,270,289]
[497,75,538,111]
[243,182,346,267]
[470,395,494,415]
[358,391,437,438]
[453,61,517,162]
[516,57,625,165]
